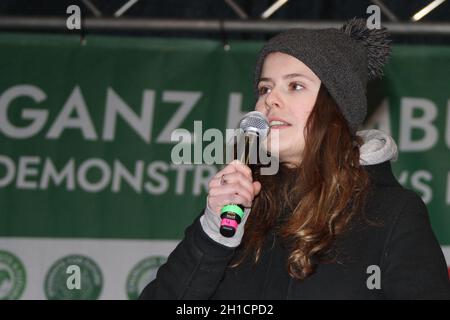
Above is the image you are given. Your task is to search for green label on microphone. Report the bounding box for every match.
[221,204,245,220]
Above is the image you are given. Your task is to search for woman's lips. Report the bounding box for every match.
[269,120,291,129]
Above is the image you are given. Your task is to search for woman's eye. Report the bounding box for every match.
[290,82,304,91]
[258,86,271,95]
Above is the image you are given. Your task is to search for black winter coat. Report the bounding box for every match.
[140,161,450,299]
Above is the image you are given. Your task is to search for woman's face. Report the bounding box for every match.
[255,52,322,164]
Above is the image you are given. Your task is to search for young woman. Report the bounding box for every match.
[139,19,450,299]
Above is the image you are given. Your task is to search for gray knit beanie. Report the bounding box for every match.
[253,18,391,132]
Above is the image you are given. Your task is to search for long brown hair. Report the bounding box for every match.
[236,84,370,280]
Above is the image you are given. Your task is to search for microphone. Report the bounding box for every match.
[219,111,269,238]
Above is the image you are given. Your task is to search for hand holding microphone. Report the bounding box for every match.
[207,160,261,209]
[207,111,269,238]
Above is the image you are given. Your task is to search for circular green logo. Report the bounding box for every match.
[44,254,103,300]
[126,256,167,299]
[0,250,26,300]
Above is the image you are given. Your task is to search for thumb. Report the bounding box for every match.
[253,181,262,196]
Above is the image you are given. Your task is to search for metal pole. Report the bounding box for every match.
[224,0,248,20]
[81,0,103,17]
[370,0,399,22]
[1,17,450,35]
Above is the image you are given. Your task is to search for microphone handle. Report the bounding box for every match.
[219,133,257,238]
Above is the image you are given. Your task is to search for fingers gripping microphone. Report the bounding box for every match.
[219,111,269,237]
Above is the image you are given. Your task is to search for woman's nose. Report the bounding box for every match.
[265,90,282,110]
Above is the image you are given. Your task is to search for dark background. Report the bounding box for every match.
[0,0,449,44]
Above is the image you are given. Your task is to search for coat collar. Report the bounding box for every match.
[363,160,402,188]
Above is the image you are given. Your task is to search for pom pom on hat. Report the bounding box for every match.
[341,18,392,81]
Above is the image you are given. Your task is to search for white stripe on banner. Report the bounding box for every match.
[0,237,178,299]
[0,239,448,299]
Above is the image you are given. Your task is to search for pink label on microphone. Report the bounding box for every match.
[221,218,238,229]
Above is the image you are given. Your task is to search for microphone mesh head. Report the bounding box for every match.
[239,111,269,138]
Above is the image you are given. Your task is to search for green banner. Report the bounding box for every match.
[0,33,449,242]
[375,45,450,244]
[0,33,261,240]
